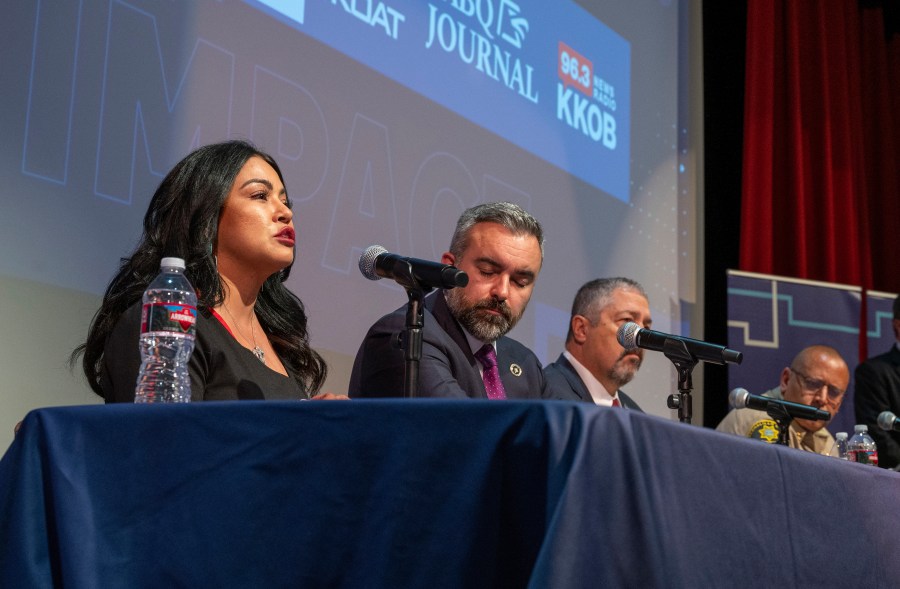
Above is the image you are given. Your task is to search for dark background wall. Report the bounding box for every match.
[703,2,747,427]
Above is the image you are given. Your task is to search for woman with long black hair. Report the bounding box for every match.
[74,140,335,401]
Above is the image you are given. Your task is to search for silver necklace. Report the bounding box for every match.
[222,304,266,364]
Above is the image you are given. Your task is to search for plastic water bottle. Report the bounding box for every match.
[846,424,879,466]
[831,432,848,459]
[134,257,197,403]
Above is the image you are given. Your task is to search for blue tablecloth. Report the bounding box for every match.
[1,400,897,588]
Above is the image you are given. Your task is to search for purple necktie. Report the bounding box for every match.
[475,344,507,400]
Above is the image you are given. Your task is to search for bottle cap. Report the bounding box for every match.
[835,432,848,440]
[160,257,186,270]
[854,424,868,433]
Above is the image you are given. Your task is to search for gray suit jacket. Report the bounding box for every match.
[543,353,644,412]
[349,290,547,399]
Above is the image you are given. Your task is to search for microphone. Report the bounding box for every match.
[729,388,831,421]
[878,411,900,431]
[358,245,468,289]
[616,322,743,365]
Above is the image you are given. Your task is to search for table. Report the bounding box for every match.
[1,400,897,587]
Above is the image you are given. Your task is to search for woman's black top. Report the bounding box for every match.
[101,302,306,402]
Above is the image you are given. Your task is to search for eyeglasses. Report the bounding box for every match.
[790,368,845,401]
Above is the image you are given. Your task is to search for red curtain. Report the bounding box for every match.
[740,0,900,294]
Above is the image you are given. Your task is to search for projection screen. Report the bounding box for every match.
[0,0,699,439]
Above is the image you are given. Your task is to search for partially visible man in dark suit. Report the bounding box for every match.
[349,202,547,399]
[854,294,900,468]
[543,278,651,410]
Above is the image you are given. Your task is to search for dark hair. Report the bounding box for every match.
[566,277,648,342]
[73,140,326,397]
[448,202,544,260]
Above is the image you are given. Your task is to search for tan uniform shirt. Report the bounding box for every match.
[716,388,838,457]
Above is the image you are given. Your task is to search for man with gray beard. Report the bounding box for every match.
[349,202,548,399]
[543,278,651,411]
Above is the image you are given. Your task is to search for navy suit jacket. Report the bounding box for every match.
[854,345,900,469]
[349,290,547,399]
[543,353,644,412]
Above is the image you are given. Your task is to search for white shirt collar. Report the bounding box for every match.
[462,329,496,377]
[563,350,619,407]
[462,329,495,357]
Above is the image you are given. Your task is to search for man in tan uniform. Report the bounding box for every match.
[716,345,850,456]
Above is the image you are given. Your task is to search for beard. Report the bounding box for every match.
[606,350,643,388]
[445,289,522,343]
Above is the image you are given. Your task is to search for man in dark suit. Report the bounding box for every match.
[349,202,547,399]
[543,278,651,410]
[854,294,900,468]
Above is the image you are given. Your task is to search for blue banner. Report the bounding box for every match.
[726,271,861,436]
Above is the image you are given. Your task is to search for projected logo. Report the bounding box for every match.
[556,41,616,150]
[425,0,537,104]
[244,0,632,202]
[247,0,307,25]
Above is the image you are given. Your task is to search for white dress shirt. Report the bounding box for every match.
[563,350,621,407]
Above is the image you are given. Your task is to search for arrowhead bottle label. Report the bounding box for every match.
[141,303,197,335]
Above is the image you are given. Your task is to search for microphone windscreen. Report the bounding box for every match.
[617,321,640,349]
[359,245,387,281]
[729,387,750,409]
[878,411,896,431]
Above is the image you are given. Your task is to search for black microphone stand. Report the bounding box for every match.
[764,403,792,446]
[387,258,431,398]
[663,339,699,424]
